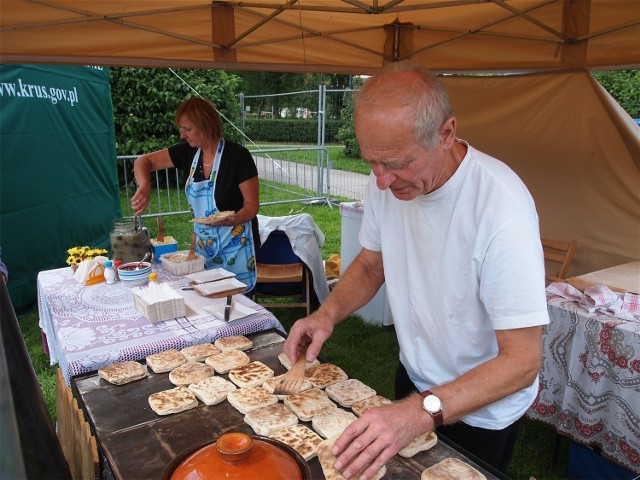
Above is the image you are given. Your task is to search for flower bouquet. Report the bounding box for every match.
[66,246,108,271]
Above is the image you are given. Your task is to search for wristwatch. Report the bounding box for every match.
[420,390,443,429]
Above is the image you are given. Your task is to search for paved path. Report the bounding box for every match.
[255,155,369,202]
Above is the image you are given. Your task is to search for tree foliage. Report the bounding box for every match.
[592,70,639,118]
[110,68,242,155]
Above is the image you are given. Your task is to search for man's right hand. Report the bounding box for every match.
[283,313,335,364]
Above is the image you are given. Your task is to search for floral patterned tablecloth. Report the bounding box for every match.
[527,294,640,474]
[37,266,285,384]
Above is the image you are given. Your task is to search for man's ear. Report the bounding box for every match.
[439,117,457,148]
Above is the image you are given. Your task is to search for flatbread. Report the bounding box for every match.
[227,386,278,414]
[187,376,237,406]
[205,349,250,374]
[98,361,147,385]
[228,361,274,388]
[145,349,186,373]
[191,210,235,225]
[284,388,337,422]
[317,436,386,480]
[421,458,486,480]
[312,408,358,439]
[306,363,348,389]
[180,343,221,363]
[148,386,198,416]
[325,379,376,408]
[244,403,299,436]
[278,352,320,370]
[262,374,313,400]
[168,362,214,386]
[270,424,324,461]
[399,431,438,458]
[214,335,253,352]
[351,395,393,417]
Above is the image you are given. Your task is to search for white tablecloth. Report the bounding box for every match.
[526,294,640,473]
[37,266,285,384]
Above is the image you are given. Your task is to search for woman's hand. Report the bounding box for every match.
[131,184,151,216]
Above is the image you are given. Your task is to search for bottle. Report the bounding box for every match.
[104,260,116,284]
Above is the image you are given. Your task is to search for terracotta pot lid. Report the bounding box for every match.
[167,432,310,480]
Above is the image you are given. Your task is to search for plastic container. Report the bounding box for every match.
[160,251,205,276]
[151,236,178,263]
[109,218,152,264]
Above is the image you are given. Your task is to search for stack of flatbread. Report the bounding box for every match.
[399,431,438,458]
[262,374,313,400]
[98,361,147,385]
[269,424,324,461]
[191,210,235,225]
[244,403,298,436]
[168,362,214,386]
[180,343,220,362]
[148,386,198,416]
[228,361,274,388]
[317,436,386,480]
[188,376,237,406]
[421,458,486,480]
[278,352,320,370]
[325,379,376,408]
[306,363,348,389]
[205,349,250,374]
[227,386,278,414]
[312,408,358,439]
[284,388,337,422]
[351,395,393,417]
[146,349,186,373]
[214,335,253,352]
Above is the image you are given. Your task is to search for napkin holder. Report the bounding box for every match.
[73,256,109,285]
[132,282,186,323]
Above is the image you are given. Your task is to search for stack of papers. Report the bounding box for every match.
[132,282,186,323]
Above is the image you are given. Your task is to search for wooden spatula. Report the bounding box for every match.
[187,232,197,261]
[157,216,165,243]
[273,352,307,395]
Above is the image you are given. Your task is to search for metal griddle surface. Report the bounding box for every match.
[72,329,504,479]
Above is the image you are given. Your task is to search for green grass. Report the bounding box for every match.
[23,195,570,479]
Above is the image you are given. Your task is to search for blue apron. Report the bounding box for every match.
[185,139,256,291]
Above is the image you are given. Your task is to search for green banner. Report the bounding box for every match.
[0,64,120,312]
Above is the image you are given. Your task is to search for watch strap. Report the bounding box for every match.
[420,389,443,429]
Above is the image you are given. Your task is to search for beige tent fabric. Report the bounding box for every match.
[443,71,640,277]
[1,1,638,73]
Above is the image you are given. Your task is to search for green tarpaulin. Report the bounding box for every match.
[0,64,119,312]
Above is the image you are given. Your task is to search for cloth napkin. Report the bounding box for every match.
[547,282,640,321]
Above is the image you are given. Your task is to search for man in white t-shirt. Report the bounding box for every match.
[284,62,549,479]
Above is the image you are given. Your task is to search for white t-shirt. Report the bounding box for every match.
[359,142,550,429]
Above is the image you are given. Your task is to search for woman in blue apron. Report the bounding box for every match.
[132,97,259,293]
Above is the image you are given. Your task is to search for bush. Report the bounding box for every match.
[243,118,345,143]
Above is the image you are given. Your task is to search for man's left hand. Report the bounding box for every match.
[332,399,428,479]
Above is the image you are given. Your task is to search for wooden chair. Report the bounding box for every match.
[56,368,100,480]
[542,238,578,283]
[253,230,311,315]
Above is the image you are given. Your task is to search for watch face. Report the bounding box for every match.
[423,395,441,413]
